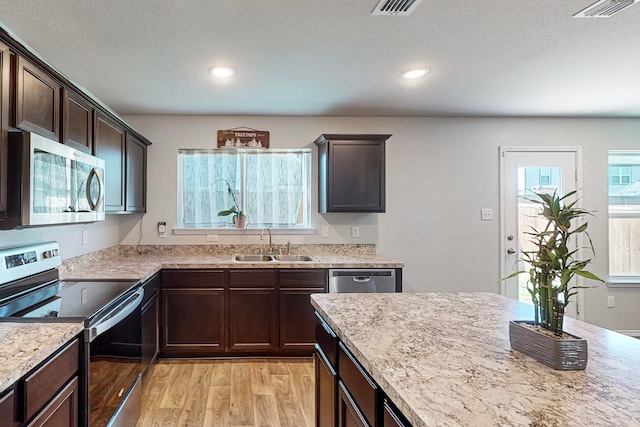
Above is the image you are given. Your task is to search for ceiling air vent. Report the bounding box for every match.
[573,0,640,18]
[371,0,423,16]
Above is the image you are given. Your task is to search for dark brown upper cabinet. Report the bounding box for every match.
[14,56,61,141]
[315,134,390,213]
[94,111,125,212]
[125,133,147,213]
[61,88,94,153]
[0,41,9,216]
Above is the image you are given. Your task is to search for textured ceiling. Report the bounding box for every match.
[1,0,640,117]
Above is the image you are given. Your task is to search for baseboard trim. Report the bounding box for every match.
[617,330,640,338]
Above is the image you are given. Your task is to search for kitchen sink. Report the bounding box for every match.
[233,254,274,262]
[232,253,318,263]
[272,254,318,262]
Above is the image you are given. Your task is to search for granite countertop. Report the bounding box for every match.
[311,292,640,427]
[0,321,84,393]
[59,245,404,282]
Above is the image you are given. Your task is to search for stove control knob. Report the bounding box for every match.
[43,249,59,258]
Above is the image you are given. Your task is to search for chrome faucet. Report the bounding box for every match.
[260,228,272,254]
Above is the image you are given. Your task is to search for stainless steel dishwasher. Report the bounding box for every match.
[328,269,398,293]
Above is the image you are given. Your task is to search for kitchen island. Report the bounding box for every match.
[311,292,640,427]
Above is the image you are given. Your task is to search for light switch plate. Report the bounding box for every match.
[351,226,360,238]
[321,226,330,238]
[82,230,88,245]
[481,208,493,221]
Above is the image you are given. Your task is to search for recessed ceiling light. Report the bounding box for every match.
[402,68,429,79]
[209,66,235,78]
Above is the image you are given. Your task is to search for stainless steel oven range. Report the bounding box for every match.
[0,241,142,427]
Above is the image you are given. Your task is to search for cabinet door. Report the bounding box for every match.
[0,388,16,427]
[280,287,324,351]
[315,134,390,213]
[141,291,159,376]
[229,269,277,352]
[161,288,226,354]
[94,112,125,212]
[61,88,93,153]
[280,270,326,352]
[315,350,337,427]
[229,288,278,352]
[0,41,9,215]
[125,133,146,213]
[14,56,60,141]
[337,381,369,427]
[25,377,78,427]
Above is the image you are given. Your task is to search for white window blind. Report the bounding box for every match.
[177,148,311,229]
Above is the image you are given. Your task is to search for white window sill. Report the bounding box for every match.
[607,277,640,287]
[172,227,316,235]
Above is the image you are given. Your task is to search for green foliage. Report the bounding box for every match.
[504,191,603,335]
[216,181,245,223]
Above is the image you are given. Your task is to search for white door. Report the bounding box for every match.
[499,148,583,319]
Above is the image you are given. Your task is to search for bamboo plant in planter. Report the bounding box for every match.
[503,190,603,370]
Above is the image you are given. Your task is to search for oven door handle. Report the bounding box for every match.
[89,288,144,342]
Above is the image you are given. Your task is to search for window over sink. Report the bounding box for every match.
[177,148,312,230]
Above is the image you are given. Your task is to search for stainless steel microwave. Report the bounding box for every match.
[1,131,105,229]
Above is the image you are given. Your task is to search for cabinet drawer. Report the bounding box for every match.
[23,339,79,421]
[338,342,378,427]
[279,269,326,288]
[315,312,338,368]
[25,376,78,427]
[0,388,16,427]
[229,270,274,288]
[162,270,225,288]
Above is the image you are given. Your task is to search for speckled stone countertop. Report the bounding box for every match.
[0,321,83,393]
[311,292,640,427]
[59,244,404,282]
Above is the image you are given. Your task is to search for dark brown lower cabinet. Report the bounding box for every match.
[229,270,277,352]
[25,377,78,427]
[159,268,328,357]
[338,381,369,427]
[315,349,337,427]
[316,313,413,427]
[161,288,226,355]
[0,388,16,427]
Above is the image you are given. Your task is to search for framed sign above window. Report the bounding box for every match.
[217,127,270,149]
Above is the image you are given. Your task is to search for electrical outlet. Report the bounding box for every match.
[157,222,167,238]
[481,208,493,221]
[607,295,615,308]
[206,234,219,242]
[351,226,360,238]
[321,226,330,238]
[82,230,88,245]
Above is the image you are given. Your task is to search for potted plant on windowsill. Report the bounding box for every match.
[216,180,247,229]
[503,190,603,370]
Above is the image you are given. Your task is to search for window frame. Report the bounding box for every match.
[174,148,314,234]
[608,150,640,286]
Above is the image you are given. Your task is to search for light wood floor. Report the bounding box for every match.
[135,358,315,427]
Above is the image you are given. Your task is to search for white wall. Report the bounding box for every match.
[0,215,121,259]
[121,115,640,331]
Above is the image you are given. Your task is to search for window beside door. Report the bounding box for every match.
[608,151,640,280]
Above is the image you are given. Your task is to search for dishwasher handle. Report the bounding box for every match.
[353,276,372,282]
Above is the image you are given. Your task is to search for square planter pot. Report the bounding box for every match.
[509,320,588,371]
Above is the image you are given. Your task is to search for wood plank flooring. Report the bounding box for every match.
[136,359,315,427]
